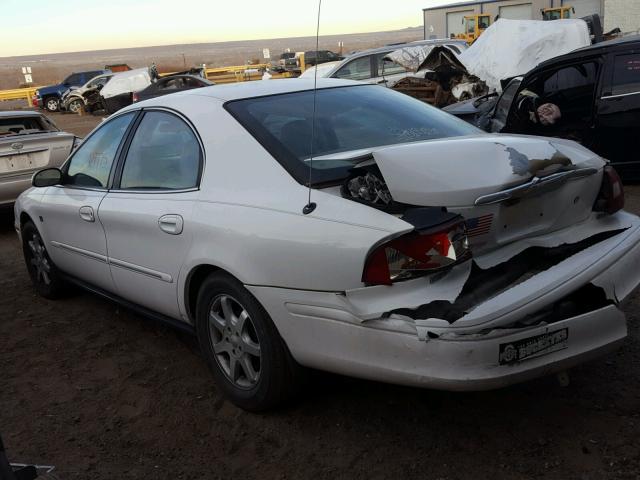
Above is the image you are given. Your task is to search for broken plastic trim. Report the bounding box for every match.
[390,229,624,324]
[474,167,598,206]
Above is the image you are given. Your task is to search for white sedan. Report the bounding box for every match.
[14,79,640,411]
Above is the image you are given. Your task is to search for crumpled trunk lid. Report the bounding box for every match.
[372,135,605,252]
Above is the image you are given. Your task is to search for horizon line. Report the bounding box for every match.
[0,25,423,60]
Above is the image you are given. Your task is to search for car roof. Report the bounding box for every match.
[181,78,359,102]
[343,38,467,59]
[0,110,44,118]
[535,35,640,70]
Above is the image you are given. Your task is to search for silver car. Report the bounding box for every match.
[0,111,76,207]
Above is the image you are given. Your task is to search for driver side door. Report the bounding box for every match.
[38,112,136,292]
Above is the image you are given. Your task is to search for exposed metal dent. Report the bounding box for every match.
[474,212,632,269]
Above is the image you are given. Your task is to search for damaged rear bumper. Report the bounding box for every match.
[247,211,640,390]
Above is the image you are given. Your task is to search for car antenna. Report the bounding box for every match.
[302,0,322,215]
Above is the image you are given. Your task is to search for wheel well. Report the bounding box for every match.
[20,212,33,228]
[185,264,222,322]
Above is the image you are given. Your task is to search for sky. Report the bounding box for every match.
[0,0,469,57]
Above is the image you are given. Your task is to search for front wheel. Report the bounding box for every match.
[44,97,59,112]
[195,272,301,411]
[22,221,69,299]
[67,98,83,113]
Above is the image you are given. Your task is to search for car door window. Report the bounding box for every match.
[333,56,372,81]
[119,111,201,190]
[65,112,135,188]
[376,53,407,77]
[611,53,640,96]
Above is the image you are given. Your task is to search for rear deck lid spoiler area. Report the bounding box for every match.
[371,135,605,208]
[474,167,598,206]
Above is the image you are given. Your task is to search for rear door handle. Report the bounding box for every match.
[158,214,184,235]
[79,206,95,222]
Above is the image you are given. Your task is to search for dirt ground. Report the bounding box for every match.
[1,113,640,480]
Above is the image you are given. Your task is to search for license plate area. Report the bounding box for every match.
[499,328,568,365]
[0,150,48,174]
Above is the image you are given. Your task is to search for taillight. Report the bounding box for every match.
[594,165,624,215]
[132,92,139,103]
[362,218,471,286]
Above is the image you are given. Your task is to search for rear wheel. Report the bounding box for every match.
[44,97,59,112]
[195,272,301,411]
[22,221,68,299]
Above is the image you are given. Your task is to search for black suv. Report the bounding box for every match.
[444,35,640,180]
[303,50,343,66]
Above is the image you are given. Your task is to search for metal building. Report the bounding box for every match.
[423,0,604,39]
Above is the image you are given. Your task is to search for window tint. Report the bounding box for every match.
[226,85,480,185]
[64,74,82,85]
[119,111,201,190]
[333,56,372,80]
[543,63,597,94]
[66,113,134,188]
[376,53,407,76]
[611,53,640,96]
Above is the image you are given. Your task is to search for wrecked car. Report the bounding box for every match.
[14,80,640,411]
[315,39,467,86]
[444,35,640,181]
[60,72,114,113]
[0,111,76,207]
[98,67,153,114]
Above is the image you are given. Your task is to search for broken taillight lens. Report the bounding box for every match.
[362,218,471,286]
[594,166,624,215]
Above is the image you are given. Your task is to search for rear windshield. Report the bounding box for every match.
[0,116,58,137]
[225,85,480,185]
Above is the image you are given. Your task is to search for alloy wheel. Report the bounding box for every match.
[208,294,261,389]
[69,100,82,113]
[27,233,51,286]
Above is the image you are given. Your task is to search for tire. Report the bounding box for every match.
[44,97,59,112]
[68,98,83,114]
[195,272,301,411]
[21,221,69,299]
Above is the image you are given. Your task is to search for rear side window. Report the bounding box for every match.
[333,56,372,80]
[65,112,135,188]
[119,111,201,190]
[611,53,640,96]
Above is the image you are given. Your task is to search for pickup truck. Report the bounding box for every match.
[34,69,109,112]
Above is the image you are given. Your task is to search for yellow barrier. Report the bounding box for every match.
[0,86,39,107]
[0,63,299,107]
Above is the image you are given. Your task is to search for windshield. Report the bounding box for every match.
[225,84,480,185]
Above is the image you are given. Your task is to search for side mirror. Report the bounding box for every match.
[32,168,62,187]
